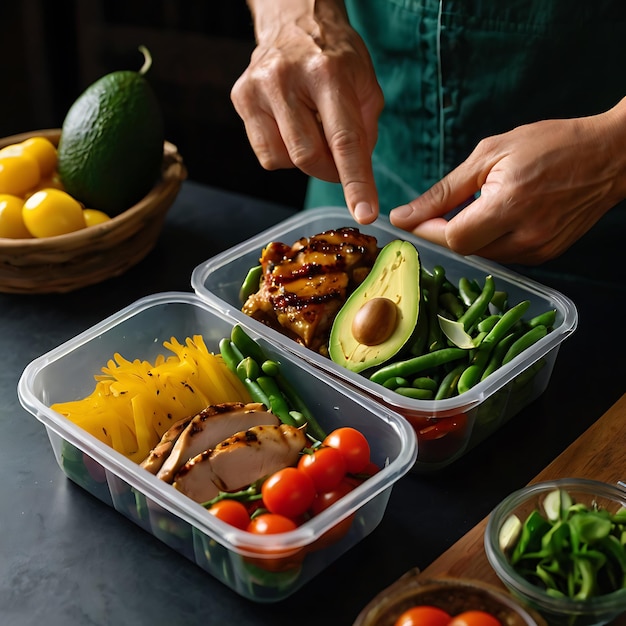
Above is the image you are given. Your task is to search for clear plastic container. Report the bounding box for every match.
[192,207,578,472]
[18,292,417,602]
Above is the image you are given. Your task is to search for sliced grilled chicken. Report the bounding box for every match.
[140,415,194,475]
[243,228,379,353]
[172,423,306,504]
[154,402,276,483]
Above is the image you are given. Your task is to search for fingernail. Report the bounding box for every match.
[390,204,413,220]
[354,201,375,222]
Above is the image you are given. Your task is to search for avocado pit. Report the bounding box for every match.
[352,297,398,346]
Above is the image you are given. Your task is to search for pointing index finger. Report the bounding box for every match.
[315,89,379,224]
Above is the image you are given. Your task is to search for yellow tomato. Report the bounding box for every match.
[22,188,86,237]
[0,152,40,196]
[0,194,31,238]
[20,137,58,178]
[83,208,111,227]
[25,172,65,199]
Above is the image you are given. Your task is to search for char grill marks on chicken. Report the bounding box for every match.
[242,228,380,353]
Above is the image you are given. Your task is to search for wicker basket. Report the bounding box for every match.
[0,129,187,294]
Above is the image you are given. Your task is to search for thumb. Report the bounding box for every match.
[390,163,481,231]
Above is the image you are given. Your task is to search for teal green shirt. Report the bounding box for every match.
[305,1,626,213]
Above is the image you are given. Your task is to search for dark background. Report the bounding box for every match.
[1,0,308,209]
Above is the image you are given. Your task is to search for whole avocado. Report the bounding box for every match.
[57,46,165,216]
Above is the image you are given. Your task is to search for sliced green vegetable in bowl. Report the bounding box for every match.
[485,479,626,626]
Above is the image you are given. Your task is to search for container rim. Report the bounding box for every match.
[17,291,418,554]
[191,206,578,414]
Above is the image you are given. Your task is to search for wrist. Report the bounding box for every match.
[247,0,348,44]
[600,97,626,202]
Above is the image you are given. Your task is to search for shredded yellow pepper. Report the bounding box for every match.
[51,335,250,463]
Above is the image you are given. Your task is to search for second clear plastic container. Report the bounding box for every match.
[191,207,578,472]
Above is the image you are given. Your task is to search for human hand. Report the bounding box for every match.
[389,111,626,264]
[231,0,384,224]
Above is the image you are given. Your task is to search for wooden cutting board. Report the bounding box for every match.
[419,393,626,624]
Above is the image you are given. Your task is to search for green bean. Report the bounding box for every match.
[394,387,434,400]
[256,375,298,427]
[426,265,446,351]
[479,300,531,353]
[237,356,261,381]
[411,376,438,391]
[288,410,309,429]
[457,348,491,394]
[260,359,281,377]
[274,373,327,441]
[458,277,480,306]
[420,268,434,292]
[239,265,263,303]
[409,308,429,356]
[477,314,501,334]
[218,338,243,373]
[242,377,270,407]
[231,324,267,365]
[490,290,508,313]
[480,332,519,381]
[434,363,466,400]
[511,358,546,390]
[458,275,496,332]
[502,325,548,365]
[370,347,467,384]
[382,376,410,390]
[439,291,465,320]
[527,308,557,330]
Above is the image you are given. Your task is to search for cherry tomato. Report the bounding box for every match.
[208,500,250,530]
[0,152,40,196]
[414,413,468,441]
[83,208,111,227]
[22,188,86,237]
[448,611,501,626]
[0,194,31,238]
[323,427,370,474]
[309,479,356,551]
[395,605,451,626]
[297,446,347,492]
[262,467,316,518]
[247,513,298,534]
[310,478,355,516]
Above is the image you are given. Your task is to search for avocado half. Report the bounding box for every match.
[328,239,420,373]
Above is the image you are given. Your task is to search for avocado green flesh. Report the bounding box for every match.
[328,240,420,373]
[57,70,164,216]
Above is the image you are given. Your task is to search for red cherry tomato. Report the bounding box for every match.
[297,446,347,492]
[261,467,316,518]
[395,605,451,626]
[414,413,468,441]
[448,611,501,626]
[323,427,370,474]
[208,500,250,530]
[247,513,298,534]
[309,479,356,550]
[310,478,355,516]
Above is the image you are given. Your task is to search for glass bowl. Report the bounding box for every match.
[485,478,626,626]
[353,569,547,626]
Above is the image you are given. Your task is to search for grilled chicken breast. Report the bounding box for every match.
[172,423,306,503]
[243,228,379,353]
[155,402,277,483]
[140,402,278,483]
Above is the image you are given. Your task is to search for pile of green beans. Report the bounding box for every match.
[369,267,557,400]
[219,324,327,442]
